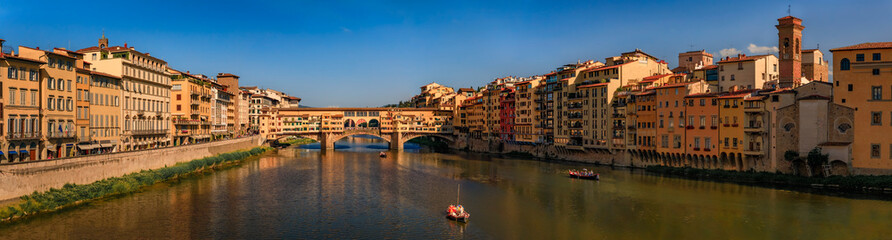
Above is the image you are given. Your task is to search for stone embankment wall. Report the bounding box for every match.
[454,137,638,167]
[0,136,264,201]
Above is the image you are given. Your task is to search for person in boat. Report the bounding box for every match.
[448,205,456,214]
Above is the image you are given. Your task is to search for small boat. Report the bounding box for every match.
[379,152,387,157]
[446,184,469,222]
[569,169,600,180]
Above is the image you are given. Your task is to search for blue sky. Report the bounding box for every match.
[1,0,890,107]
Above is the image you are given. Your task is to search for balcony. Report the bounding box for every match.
[130,129,168,135]
[612,113,625,118]
[7,132,41,140]
[568,124,583,129]
[744,107,763,113]
[568,114,583,119]
[567,104,583,110]
[613,124,625,129]
[173,118,201,125]
[744,147,764,155]
[48,131,76,138]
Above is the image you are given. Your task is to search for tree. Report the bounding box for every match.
[806,147,829,177]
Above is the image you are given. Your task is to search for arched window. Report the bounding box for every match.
[840,58,850,71]
[783,123,795,132]
[837,123,852,133]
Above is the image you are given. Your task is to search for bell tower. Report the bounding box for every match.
[99,31,108,49]
[776,15,803,88]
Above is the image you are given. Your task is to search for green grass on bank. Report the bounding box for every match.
[280,137,317,146]
[0,147,272,222]
[646,166,892,192]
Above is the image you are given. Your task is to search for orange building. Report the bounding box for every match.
[683,92,721,168]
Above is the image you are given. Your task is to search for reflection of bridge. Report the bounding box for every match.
[259,108,454,150]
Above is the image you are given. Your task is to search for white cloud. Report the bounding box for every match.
[719,48,742,58]
[341,27,352,33]
[747,44,779,54]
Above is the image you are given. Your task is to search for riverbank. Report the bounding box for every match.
[646,166,892,196]
[451,139,892,199]
[407,137,450,152]
[0,147,273,223]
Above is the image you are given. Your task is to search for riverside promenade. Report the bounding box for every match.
[0,136,264,201]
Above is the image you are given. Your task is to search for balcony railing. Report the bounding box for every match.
[48,131,76,138]
[130,129,169,135]
[173,119,202,125]
[7,132,41,140]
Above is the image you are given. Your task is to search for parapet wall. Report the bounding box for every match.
[0,136,264,201]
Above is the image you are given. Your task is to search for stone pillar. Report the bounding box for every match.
[390,132,403,150]
[320,132,335,149]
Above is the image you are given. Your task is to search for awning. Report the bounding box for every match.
[100,142,117,148]
[77,144,100,150]
[20,150,29,154]
[0,151,5,155]
[8,151,17,154]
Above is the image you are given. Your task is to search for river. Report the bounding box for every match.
[1,137,890,239]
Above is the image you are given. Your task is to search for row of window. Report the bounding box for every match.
[8,88,38,106]
[840,53,883,70]
[6,67,38,81]
[46,96,74,112]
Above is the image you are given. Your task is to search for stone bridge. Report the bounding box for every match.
[259,107,454,150]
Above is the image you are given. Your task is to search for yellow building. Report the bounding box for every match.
[830,42,892,174]
[716,54,779,92]
[717,90,754,170]
[168,69,213,145]
[513,78,542,144]
[1,41,44,162]
[81,70,123,154]
[19,46,78,159]
[77,35,171,151]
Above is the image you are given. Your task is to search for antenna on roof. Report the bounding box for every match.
[787,4,791,16]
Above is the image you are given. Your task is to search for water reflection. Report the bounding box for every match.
[0,137,890,239]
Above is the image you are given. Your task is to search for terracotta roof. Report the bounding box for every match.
[458,88,475,92]
[577,82,609,88]
[778,15,800,21]
[651,82,694,89]
[635,90,656,96]
[76,46,102,52]
[801,49,819,53]
[830,42,892,52]
[643,74,672,81]
[698,65,718,70]
[287,96,301,100]
[798,95,831,101]
[716,91,754,99]
[684,92,721,98]
[769,88,795,94]
[717,54,772,64]
[217,73,240,78]
[582,62,631,73]
[671,66,689,73]
[54,48,84,56]
[3,54,46,64]
[560,77,572,81]
[744,95,767,101]
[241,86,258,90]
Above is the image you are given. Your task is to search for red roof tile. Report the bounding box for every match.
[641,74,672,83]
[651,82,694,89]
[830,42,892,51]
[577,82,609,88]
[717,54,772,64]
